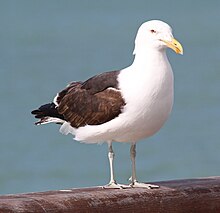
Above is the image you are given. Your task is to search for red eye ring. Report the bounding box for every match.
[150,29,156,33]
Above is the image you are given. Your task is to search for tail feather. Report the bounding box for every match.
[31,103,65,125]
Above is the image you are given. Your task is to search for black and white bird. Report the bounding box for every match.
[32,20,183,189]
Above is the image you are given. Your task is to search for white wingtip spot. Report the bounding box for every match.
[53,93,59,106]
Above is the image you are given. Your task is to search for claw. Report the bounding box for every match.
[130,181,159,189]
[103,181,130,189]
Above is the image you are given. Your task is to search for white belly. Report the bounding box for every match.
[68,63,174,144]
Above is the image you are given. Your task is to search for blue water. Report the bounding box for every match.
[0,0,220,195]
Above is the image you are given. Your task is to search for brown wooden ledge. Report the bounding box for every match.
[0,176,220,212]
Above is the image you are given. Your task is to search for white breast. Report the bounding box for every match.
[114,60,174,142]
[71,52,174,144]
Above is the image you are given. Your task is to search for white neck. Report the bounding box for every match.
[132,48,169,70]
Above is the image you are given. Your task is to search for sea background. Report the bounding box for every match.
[0,0,220,195]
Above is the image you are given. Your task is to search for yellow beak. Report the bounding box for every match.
[161,38,183,55]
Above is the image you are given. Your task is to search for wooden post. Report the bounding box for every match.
[0,176,220,212]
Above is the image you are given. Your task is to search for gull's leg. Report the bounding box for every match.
[103,141,129,189]
[129,143,159,189]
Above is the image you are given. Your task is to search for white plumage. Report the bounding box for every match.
[60,20,180,144]
[32,20,183,189]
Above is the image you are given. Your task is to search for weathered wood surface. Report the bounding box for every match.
[0,177,220,213]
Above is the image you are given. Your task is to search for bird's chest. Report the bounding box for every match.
[119,67,174,129]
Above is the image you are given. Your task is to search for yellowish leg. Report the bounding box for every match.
[129,143,159,189]
[103,142,129,189]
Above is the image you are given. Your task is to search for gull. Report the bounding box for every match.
[32,20,183,189]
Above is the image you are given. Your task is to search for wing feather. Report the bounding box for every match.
[57,71,125,128]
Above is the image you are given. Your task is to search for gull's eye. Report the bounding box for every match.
[150,29,156,34]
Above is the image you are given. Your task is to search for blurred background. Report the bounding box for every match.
[0,0,220,195]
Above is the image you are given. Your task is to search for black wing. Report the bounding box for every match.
[57,70,125,128]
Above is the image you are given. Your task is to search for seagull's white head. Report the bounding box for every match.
[133,20,183,55]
